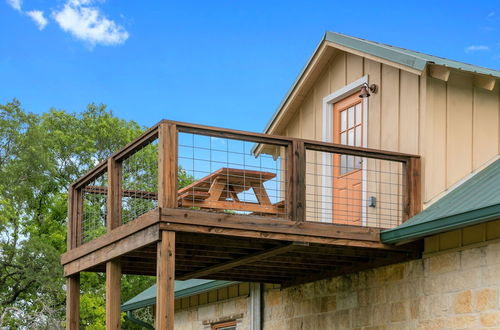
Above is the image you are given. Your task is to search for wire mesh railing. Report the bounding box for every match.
[121,139,159,224]
[305,149,404,228]
[67,120,421,248]
[80,170,108,244]
[177,132,287,218]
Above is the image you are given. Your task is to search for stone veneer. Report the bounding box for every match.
[172,239,500,329]
[174,295,249,330]
[263,240,500,329]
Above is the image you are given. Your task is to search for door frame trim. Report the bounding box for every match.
[321,75,369,224]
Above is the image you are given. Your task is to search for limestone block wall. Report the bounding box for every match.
[262,240,500,329]
[171,221,500,329]
[174,295,249,330]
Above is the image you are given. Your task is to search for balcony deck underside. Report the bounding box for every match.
[61,208,422,287]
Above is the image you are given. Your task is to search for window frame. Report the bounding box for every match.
[211,320,237,330]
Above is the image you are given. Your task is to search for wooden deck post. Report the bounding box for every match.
[106,157,122,329]
[290,140,306,222]
[106,260,121,330]
[156,231,175,329]
[157,122,177,329]
[66,185,81,330]
[407,157,422,219]
[158,122,178,209]
[66,274,80,330]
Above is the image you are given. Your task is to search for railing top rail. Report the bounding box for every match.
[71,122,161,190]
[169,120,293,146]
[303,141,419,162]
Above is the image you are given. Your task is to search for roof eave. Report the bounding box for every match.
[380,204,500,244]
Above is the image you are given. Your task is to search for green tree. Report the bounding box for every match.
[0,100,192,328]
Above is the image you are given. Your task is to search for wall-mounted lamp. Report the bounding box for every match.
[359,83,378,98]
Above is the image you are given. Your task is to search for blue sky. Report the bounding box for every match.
[1,0,499,132]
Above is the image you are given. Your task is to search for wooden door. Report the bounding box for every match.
[332,93,363,225]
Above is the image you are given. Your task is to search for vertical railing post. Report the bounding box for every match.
[107,157,122,231]
[288,140,306,222]
[157,121,177,330]
[67,186,76,250]
[158,121,178,209]
[66,185,80,330]
[403,157,422,222]
[106,157,122,329]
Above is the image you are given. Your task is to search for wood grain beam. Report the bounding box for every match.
[63,224,159,276]
[61,209,159,266]
[158,122,177,209]
[178,242,305,280]
[474,75,496,91]
[160,208,380,242]
[428,64,450,82]
[156,231,175,330]
[106,259,121,330]
[66,274,80,330]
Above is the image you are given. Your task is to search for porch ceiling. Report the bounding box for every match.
[87,231,421,287]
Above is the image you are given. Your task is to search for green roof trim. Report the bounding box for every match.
[262,31,500,134]
[121,280,237,312]
[381,159,500,244]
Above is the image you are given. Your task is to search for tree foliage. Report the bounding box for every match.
[0,100,188,328]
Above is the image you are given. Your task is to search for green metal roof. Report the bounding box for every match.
[263,32,500,134]
[325,32,500,77]
[121,279,237,312]
[381,159,500,244]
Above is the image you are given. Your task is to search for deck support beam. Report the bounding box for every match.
[66,274,80,330]
[156,231,175,329]
[106,157,122,329]
[178,242,304,280]
[106,260,121,330]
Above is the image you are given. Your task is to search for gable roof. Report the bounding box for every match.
[324,32,500,77]
[381,158,500,244]
[263,32,500,135]
[121,279,236,312]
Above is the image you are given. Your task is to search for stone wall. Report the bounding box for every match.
[172,220,500,329]
[262,240,500,329]
[174,295,249,330]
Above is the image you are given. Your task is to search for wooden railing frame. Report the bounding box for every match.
[66,119,422,249]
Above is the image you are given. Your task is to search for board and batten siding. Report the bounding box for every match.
[425,73,500,205]
[279,51,499,211]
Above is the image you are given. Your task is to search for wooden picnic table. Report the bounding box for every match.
[178,168,284,215]
[83,168,285,216]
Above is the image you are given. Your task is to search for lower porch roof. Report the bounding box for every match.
[381,158,500,244]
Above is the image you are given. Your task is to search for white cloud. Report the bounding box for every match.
[487,12,495,18]
[26,10,48,30]
[6,0,22,11]
[465,45,490,53]
[53,0,129,46]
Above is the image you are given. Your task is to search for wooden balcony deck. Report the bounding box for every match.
[62,120,422,329]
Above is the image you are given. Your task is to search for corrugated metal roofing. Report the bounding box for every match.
[121,279,237,312]
[263,32,500,134]
[381,158,500,244]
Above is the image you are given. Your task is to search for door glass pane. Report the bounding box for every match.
[348,107,354,128]
[340,132,346,144]
[347,155,354,172]
[354,156,362,169]
[340,155,347,175]
[355,103,362,125]
[355,126,361,147]
[340,110,347,131]
[348,129,354,146]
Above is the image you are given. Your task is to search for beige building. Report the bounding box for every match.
[120,32,499,329]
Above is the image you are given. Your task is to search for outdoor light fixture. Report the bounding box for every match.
[359,83,378,98]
